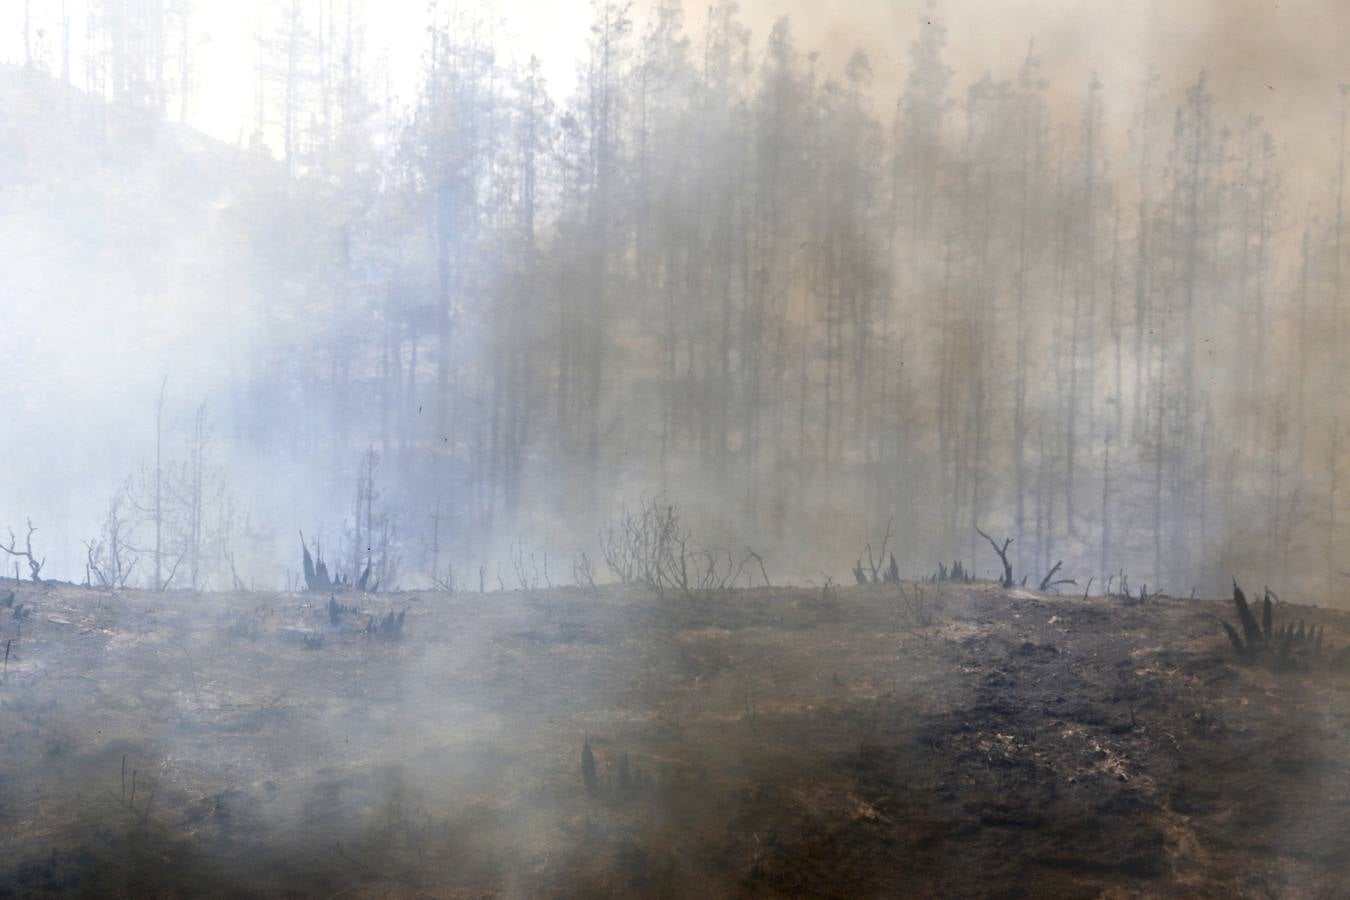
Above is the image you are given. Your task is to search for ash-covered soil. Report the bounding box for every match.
[2,580,1349,898]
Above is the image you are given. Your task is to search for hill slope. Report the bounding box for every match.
[1,581,1348,897]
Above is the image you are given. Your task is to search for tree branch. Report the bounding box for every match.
[974,525,1013,588]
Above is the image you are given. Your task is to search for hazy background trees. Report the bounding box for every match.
[5,0,1350,601]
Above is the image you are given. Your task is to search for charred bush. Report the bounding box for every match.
[366,609,407,641]
[300,532,345,592]
[599,495,746,601]
[854,518,899,584]
[928,560,972,583]
[898,584,934,627]
[327,595,360,626]
[227,612,261,641]
[1222,581,1341,672]
[1110,572,1155,605]
[510,538,552,591]
[581,735,599,796]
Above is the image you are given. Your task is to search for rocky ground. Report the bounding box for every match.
[1,578,1349,898]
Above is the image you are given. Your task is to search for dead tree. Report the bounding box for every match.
[108,754,155,826]
[432,560,460,593]
[85,481,139,590]
[511,538,537,590]
[975,525,1014,588]
[1038,560,1077,592]
[745,547,771,587]
[145,378,168,591]
[1,520,44,583]
[855,517,896,584]
[85,538,139,590]
[348,447,398,592]
[572,549,598,596]
[224,549,246,591]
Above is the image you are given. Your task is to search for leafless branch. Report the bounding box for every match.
[0,520,44,583]
[745,547,771,587]
[974,525,1013,588]
[572,549,598,596]
[1039,560,1065,592]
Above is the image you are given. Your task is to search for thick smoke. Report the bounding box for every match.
[2,0,1349,601]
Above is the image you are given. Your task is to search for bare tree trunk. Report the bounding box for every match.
[1330,425,1340,605]
[24,0,33,67]
[154,378,166,590]
[1132,71,1156,440]
[1099,433,1110,582]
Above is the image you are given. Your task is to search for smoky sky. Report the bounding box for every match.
[9,1,1346,185]
[752,0,1346,195]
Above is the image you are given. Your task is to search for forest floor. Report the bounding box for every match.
[1,578,1349,898]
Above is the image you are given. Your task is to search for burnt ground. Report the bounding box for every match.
[1,579,1349,898]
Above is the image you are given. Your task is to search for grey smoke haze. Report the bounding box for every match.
[9,7,1350,899]
[2,0,1350,597]
[12,1,1347,166]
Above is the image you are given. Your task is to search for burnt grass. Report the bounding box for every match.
[2,582,1350,898]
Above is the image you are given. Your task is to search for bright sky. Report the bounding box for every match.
[5,1,1349,197]
[4,0,598,139]
[191,0,597,140]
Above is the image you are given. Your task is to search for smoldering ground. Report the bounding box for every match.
[5,578,1350,897]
